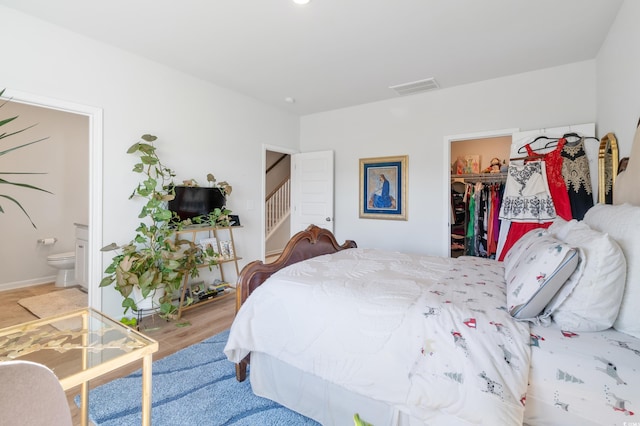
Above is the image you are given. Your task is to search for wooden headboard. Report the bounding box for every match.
[235,225,357,312]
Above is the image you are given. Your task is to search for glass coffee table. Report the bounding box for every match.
[0,307,158,426]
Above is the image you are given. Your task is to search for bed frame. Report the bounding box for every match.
[234,224,357,381]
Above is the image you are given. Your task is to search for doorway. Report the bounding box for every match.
[2,89,103,309]
[263,146,294,262]
[445,128,516,258]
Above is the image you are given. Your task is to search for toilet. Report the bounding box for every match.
[47,251,76,287]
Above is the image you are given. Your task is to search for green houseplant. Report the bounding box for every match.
[0,89,52,228]
[100,134,217,319]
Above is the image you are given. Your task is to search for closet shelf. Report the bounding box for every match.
[451,172,507,183]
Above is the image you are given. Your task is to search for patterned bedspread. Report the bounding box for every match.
[224,248,531,425]
[526,322,640,425]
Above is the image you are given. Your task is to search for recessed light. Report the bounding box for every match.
[284,97,296,104]
[292,0,311,5]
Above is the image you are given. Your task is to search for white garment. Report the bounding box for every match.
[499,161,556,222]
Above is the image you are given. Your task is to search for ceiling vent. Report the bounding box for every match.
[389,77,439,96]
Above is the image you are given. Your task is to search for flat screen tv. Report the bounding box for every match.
[168,186,226,221]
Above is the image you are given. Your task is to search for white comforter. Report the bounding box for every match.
[224,248,531,425]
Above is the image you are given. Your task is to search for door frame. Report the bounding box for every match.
[262,144,297,262]
[443,128,518,257]
[3,89,104,309]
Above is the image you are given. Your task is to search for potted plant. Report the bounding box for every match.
[100,134,216,319]
[0,89,52,228]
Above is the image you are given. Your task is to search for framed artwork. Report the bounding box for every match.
[463,155,480,174]
[359,155,408,220]
[198,237,219,260]
[219,240,234,259]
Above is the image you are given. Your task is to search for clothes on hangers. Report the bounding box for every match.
[459,180,504,259]
[561,137,594,220]
[497,160,556,261]
[562,132,600,142]
[499,161,556,222]
[525,138,571,220]
[486,184,502,256]
[516,135,559,155]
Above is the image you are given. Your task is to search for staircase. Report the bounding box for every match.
[265,177,290,239]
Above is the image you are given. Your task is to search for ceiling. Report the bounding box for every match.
[0,0,623,116]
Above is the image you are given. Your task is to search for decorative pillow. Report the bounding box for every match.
[584,203,640,338]
[546,218,626,331]
[502,228,549,279]
[506,234,580,321]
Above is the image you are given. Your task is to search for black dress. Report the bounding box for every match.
[561,137,594,220]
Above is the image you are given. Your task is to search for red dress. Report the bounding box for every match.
[526,138,571,221]
[498,138,571,261]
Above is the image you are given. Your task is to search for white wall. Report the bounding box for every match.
[0,6,299,318]
[301,61,597,256]
[597,0,640,157]
[0,102,88,289]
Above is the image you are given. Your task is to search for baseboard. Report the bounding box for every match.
[0,276,56,292]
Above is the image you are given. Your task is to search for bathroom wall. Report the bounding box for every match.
[0,101,89,290]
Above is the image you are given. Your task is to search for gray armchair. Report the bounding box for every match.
[0,360,72,426]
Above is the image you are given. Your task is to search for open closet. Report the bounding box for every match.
[449,124,619,260]
[450,136,511,259]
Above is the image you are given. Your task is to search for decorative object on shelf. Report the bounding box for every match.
[483,157,502,173]
[219,240,234,259]
[229,214,241,226]
[198,237,219,259]
[463,154,480,174]
[359,155,408,220]
[173,225,241,319]
[100,134,215,319]
[0,88,53,228]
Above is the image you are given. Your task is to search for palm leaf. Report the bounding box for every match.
[0,88,52,228]
[0,194,37,228]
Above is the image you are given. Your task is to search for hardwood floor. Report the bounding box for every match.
[0,283,236,426]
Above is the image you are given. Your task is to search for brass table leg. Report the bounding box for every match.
[141,354,153,426]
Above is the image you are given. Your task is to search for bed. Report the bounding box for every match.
[225,127,640,425]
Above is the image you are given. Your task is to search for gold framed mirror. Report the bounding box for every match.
[598,132,618,204]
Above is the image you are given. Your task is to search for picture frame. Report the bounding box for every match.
[219,240,234,259]
[359,155,408,220]
[463,154,480,174]
[229,214,241,226]
[198,237,219,259]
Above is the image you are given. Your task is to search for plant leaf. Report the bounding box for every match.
[0,194,37,228]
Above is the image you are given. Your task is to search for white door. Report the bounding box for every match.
[291,150,334,234]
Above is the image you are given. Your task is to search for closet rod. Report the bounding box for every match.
[452,172,507,183]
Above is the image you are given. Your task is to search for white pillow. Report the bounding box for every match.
[506,234,580,321]
[547,218,626,331]
[503,228,550,279]
[547,217,575,241]
[584,203,640,338]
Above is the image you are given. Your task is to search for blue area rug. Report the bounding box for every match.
[76,330,319,425]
